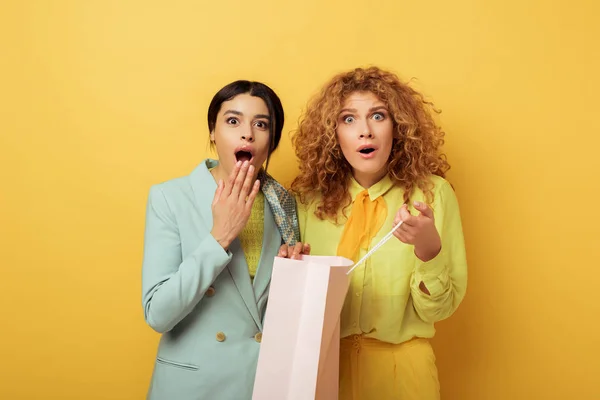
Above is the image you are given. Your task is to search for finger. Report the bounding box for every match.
[212,179,224,206]
[394,209,402,225]
[413,201,434,219]
[278,244,288,258]
[394,230,406,243]
[238,165,256,203]
[400,205,417,226]
[303,243,311,255]
[393,212,405,229]
[393,230,411,244]
[291,242,303,259]
[400,224,418,239]
[231,161,250,198]
[226,161,242,196]
[244,180,261,212]
[400,219,415,232]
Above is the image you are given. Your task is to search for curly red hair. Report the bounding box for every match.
[290,66,450,221]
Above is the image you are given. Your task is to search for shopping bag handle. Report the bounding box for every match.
[346,220,403,275]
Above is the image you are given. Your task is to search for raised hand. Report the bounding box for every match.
[210,160,260,250]
[393,201,441,262]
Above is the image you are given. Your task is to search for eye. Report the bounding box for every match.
[372,112,385,121]
[254,120,269,130]
[343,115,355,124]
[226,117,239,125]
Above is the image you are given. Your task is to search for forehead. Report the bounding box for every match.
[219,93,269,115]
[340,91,385,110]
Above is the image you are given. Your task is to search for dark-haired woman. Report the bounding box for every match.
[141,80,301,399]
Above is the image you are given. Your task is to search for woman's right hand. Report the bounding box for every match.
[210,160,260,250]
[278,242,311,260]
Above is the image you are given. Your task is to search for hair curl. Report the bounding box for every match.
[291,66,450,221]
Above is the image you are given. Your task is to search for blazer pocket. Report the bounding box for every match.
[156,356,199,371]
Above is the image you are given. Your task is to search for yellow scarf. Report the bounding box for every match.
[336,190,387,263]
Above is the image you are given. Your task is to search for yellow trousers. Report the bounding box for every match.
[339,335,440,400]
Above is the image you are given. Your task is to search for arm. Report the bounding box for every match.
[141,185,231,334]
[409,181,468,323]
[142,161,260,333]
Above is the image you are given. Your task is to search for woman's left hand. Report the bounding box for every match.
[393,201,441,262]
[277,242,311,260]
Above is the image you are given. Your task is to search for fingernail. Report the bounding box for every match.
[414,201,421,207]
[236,161,242,167]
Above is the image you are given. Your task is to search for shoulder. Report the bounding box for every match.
[427,175,459,212]
[429,175,454,195]
[294,193,320,216]
[148,175,192,205]
[147,160,211,209]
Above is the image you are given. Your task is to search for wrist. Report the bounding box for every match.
[211,230,233,250]
[414,243,441,262]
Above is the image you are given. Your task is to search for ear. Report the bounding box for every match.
[209,131,215,142]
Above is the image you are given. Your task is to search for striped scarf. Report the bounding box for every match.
[258,170,300,246]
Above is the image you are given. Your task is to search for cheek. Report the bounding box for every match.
[253,132,271,158]
[381,124,394,148]
[213,134,235,157]
[213,134,227,148]
[336,129,355,155]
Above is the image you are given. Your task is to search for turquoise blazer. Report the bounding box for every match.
[142,159,283,400]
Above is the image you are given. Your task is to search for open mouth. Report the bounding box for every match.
[235,150,253,163]
[357,145,378,158]
[359,148,376,154]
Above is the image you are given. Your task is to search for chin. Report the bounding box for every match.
[350,162,385,174]
[351,164,388,180]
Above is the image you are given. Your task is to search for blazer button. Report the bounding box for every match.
[206,287,216,297]
[216,332,226,342]
[254,332,262,343]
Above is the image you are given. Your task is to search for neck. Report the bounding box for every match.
[209,164,229,184]
[352,168,388,189]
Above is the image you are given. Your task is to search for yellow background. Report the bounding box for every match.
[2,0,599,399]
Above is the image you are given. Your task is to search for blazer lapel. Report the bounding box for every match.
[253,198,281,314]
[189,159,261,329]
[190,159,217,229]
[227,240,262,328]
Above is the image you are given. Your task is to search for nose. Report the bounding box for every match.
[241,126,254,142]
[359,130,373,139]
[359,119,373,139]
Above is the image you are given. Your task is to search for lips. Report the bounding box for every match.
[357,144,378,158]
[234,145,254,163]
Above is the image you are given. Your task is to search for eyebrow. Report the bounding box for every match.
[223,110,270,119]
[339,105,388,114]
